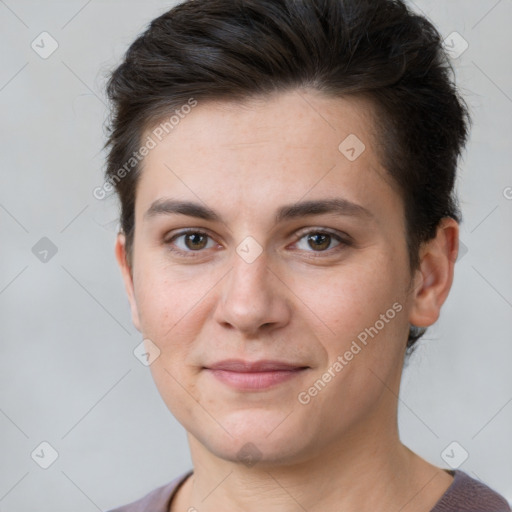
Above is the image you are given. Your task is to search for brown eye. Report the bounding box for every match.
[290,228,353,257]
[294,231,343,252]
[165,230,217,257]
[183,232,208,250]
[306,233,332,251]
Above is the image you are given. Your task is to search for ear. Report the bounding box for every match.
[408,217,459,328]
[115,232,141,332]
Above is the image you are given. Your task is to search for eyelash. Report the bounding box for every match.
[164,228,352,259]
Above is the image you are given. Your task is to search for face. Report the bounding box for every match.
[117,90,423,466]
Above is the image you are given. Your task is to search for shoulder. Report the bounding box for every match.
[431,470,511,512]
[106,470,192,512]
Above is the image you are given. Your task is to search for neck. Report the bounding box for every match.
[173,411,450,512]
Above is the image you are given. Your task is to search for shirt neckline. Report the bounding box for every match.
[166,469,194,511]
[166,469,461,511]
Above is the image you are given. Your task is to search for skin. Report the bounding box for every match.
[115,89,459,511]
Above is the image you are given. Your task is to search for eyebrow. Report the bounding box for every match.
[144,197,374,224]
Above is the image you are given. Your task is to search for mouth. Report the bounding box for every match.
[203,359,310,391]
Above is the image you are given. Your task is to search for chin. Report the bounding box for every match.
[190,408,314,467]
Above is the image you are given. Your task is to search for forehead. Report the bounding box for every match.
[135,90,400,225]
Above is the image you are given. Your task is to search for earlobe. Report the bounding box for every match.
[408,218,459,328]
[114,232,141,332]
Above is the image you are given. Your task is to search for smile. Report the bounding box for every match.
[206,368,308,390]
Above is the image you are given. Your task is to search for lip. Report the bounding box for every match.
[206,359,308,372]
[204,359,309,391]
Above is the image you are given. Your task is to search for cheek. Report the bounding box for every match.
[133,265,207,417]
[132,253,206,336]
[302,257,403,338]
[294,262,407,424]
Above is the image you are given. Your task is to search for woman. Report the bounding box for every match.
[104,0,510,510]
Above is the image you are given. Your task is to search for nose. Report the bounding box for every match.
[213,247,291,336]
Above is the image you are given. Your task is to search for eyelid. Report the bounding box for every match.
[164,227,213,243]
[291,226,352,243]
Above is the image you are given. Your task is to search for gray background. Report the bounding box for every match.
[1,0,511,510]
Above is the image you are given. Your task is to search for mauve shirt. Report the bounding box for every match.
[107,469,511,512]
